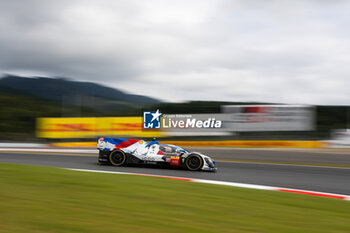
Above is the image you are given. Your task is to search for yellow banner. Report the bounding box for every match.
[36,117,165,138]
[161,140,325,148]
[50,140,326,148]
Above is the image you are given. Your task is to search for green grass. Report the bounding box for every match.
[0,163,349,233]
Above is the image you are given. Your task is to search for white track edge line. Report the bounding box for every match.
[0,148,97,153]
[223,160,350,170]
[66,168,350,201]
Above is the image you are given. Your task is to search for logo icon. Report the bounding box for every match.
[143,109,162,129]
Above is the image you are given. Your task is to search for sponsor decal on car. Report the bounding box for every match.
[170,156,180,166]
[143,156,155,161]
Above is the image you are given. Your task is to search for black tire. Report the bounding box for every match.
[185,154,203,171]
[109,150,127,166]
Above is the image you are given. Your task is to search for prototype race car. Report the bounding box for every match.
[97,137,217,171]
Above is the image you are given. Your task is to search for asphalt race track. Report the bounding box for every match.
[1,150,350,195]
[187,147,350,166]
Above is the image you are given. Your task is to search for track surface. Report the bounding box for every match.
[187,147,350,166]
[1,151,350,195]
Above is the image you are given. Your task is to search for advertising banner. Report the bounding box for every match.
[37,105,314,138]
[37,117,165,138]
[222,105,314,131]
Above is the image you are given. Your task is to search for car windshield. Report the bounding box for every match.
[159,144,188,154]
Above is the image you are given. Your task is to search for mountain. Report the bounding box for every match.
[0,75,160,110]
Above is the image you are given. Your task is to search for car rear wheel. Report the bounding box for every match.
[109,150,126,166]
[185,154,203,171]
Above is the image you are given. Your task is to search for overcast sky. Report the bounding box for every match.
[0,0,349,105]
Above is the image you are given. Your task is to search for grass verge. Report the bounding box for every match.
[0,163,349,233]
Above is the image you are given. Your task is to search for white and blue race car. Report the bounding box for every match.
[97,137,217,171]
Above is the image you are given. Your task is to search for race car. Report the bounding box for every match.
[97,137,217,171]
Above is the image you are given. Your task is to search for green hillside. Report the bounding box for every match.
[0,75,160,109]
[0,88,97,139]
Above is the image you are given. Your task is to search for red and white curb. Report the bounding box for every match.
[67,168,350,201]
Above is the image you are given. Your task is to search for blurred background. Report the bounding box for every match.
[0,73,348,144]
[0,0,349,146]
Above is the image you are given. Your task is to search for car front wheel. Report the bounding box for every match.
[185,154,203,171]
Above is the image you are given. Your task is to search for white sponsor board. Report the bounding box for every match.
[222,105,314,132]
[328,129,350,148]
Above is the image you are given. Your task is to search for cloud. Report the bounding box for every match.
[0,0,349,105]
